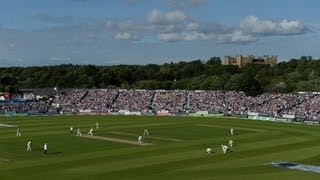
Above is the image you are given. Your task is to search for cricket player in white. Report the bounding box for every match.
[96,122,99,129]
[44,143,47,154]
[70,126,73,135]
[230,128,234,136]
[27,140,32,151]
[229,140,233,147]
[206,148,212,154]
[88,127,93,136]
[77,128,82,136]
[138,136,143,144]
[221,145,228,154]
[143,129,149,135]
[16,127,21,136]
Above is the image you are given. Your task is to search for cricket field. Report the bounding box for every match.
[0,115,320,179]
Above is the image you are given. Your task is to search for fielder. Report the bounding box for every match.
[206,148,212,154]
[229,140,233,147]
[138,135,143,144]
[96,122,99,129]
[143,129,149,135]
[230,128,234,136]
[221,145,228,154]
[43,143,47,154]
[27,140,32,151]
[77,128,82,136]
[88,127,93,136]
[16,127,21,136]
[70,126,73,135]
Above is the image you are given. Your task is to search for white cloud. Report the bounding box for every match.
[166,11,186,22]
[240,15,306,35]
[186,22,199,31]
[152,14,308,43]
[278,19,306,34]
[158,30,257,43]
[114,32,136,40]
[29,11,310,47]
[106,12,285,44]
[158,32,209,42]
[218,30,257,43]
[49,57,71,61]
[165,0,207,9]
[158,33,182,42]
[148,10,186,25]
[118,20,135,31]
[105,19,150,33]
[183,32,208,41]
[105,21,114,28]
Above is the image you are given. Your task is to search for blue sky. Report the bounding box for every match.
[0,0,320,67]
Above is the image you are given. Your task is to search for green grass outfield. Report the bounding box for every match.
[0,115,320,180]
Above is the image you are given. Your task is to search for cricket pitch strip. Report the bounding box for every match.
[0,157,11,163]
[81,135,153,145]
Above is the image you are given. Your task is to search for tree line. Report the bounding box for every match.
[1,56,320,96]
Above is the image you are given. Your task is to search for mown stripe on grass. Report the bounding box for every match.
[108,122,180,130]
[196,124,267,132]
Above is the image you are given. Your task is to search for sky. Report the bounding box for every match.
[0,0,320,67]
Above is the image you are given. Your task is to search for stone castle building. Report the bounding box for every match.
[224,55,277,68]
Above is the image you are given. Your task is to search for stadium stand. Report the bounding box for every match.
[78,89,118,112]
[153,90,187,113]
[111,89,153,113]
[1,89,320,122]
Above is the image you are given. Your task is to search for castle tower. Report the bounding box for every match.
[224,55,277,68]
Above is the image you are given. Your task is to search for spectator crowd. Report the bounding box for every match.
[1,89,319,121]
[112,90,153,113]
[153,90,187,113]
[79,89,118,112]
